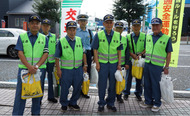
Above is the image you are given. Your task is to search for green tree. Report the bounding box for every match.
[32,0,60,26]
[113,0,150,33]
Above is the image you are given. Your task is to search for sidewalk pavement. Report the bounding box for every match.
[0,88,190,115]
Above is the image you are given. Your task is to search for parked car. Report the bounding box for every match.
[0,28,26,58]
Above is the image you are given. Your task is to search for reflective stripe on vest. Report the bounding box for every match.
[18,32,46,69]
[48,33,56,63]
[97,30,121,64]
[60,37,83,69]
[145,34,169,66]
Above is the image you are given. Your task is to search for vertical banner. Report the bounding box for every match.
[1,20,6,28]
[60,0,83,38]
[23,22,27,31]
[158,0,185,67]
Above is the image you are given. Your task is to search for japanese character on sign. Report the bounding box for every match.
[174,15,179,20]
[162,21,170,28]
[163,5,172,12]
[173,20,179,25]
[164,0,172,4]
[65,8,77,20]
[162,13,171,20]
[172,25,178,30]
[162,28,169,35]
[176,0,181,3]
[171,36,177,42]
[64,23,67,32]
[175,4,181,9]
[172,31,177,36]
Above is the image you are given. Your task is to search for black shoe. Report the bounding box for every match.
[69,104,80,110]
[116,94,124,103]
[48,98,58,103]
[40,101,42,105]
[81,91,90,99]
[82,94,90,99]
[98,106,104,112]
[117,98,124,103]
[107,105,117,112]
[123,95,128,100]
[61,106,67,111]
[136,96,142,101]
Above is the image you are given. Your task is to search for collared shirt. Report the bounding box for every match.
[132,32,140,44]
[91,29,123,50]
[144,32,173,53]
[15,31,49,53]
[76,27,94,50]
[54,35,86,58]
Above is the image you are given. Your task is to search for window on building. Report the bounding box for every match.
[15,18,19,27]
[20,18,25,27]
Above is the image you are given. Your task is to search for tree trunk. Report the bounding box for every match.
[128,21,131,34]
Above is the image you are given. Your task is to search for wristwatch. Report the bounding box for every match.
[164,67,169,69]
[35,65,39,69]
[84,65,88,67]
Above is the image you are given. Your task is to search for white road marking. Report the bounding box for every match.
[0,59,19,62]
[177,65,190,68]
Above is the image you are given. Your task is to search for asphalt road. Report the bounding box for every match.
[0,44,190,91]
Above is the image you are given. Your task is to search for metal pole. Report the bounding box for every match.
[156,0,158,18]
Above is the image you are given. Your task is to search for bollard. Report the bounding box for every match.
[187,36,189,45]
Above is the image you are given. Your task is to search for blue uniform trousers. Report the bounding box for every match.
[60,66,83,106]
[46,62,55,99]
[98,62,117,107]
[144,62,163,107]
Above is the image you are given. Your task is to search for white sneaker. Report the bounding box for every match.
[140,102,153,108]
[151,105,160,112]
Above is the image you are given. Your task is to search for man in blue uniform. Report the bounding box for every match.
[91,14,123,112]
[12,15,49,115]
[76,14,94,99]
[55,21,87,111]
[114,21,130,103]
[140,18,173,112]
[123,19,146,101]
[41,19,57,103]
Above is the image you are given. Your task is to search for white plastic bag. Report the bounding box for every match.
[138,56,145,67]
[115,70,123,82]
[132,56,145,68]
[121,67,127,78]
[90,62,98,84]
[83,72,89,82]
[21,69,41,84]
[159,73,174,103]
